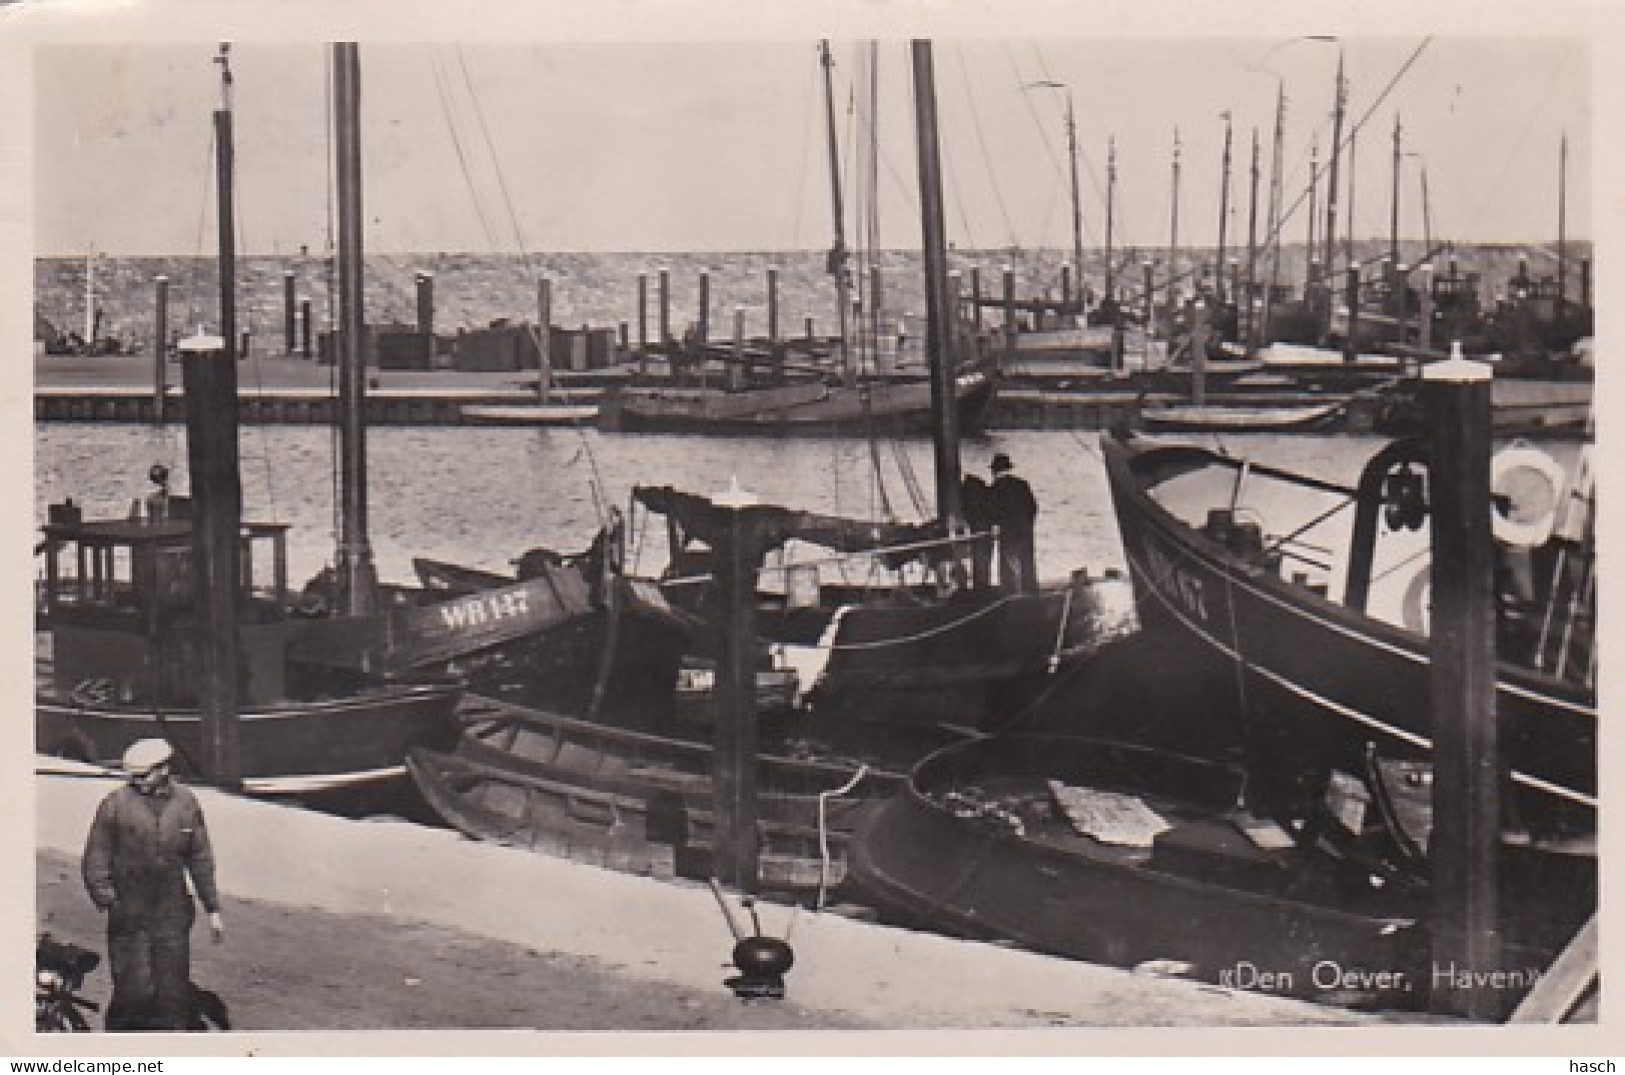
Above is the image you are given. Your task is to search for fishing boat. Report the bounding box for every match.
[632,483,1137,733]
[848,731,1582,1010]
[1100,427,1595,847]
[407,695,902,895]
[34,508,462,794]
[597,363,997,436]
[847,734,1438,1007]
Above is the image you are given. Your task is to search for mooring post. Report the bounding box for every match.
[1142,261,1155,343]
[712,481,764,894]
[179,331,243,789]
[283,270,297,355]
[766,266,779,345]
[697,270,711,347]
[1344,263,1361,363]
[969,266,983,331]
[415,270,434,341]
[730,306,746,391]
[153,276,169,423]
[1191,299,1208,407]
[537,278,552,403]
[636,270,649,372]
[1395,263,1410,351]
[1424,350,1501,1020]
[658,267,671,352]
[1002,265,1016,361]
[1419,264,1435,353]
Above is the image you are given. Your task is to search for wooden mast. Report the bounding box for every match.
[333,42,379,617]
[1216,112,1232,302]
[1557,132,1568,310]
[1104,137,1116,305]
[1064,91,1084,306]
[819,41,853,382]
[183,41,244,787]
[1320,47,1347,330]
[910,40,961,529]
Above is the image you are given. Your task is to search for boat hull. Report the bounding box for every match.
[407,695,902,893]
[847,735,1435,1008]
[36,680,463,794]
[1100,434,1595,837]
[1140,401,1344,433]
[601,367,996,436]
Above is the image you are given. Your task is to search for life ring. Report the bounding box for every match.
[1491,445,1566,548]
[1400,564,1430,635]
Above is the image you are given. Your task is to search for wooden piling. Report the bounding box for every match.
[415,271,434,339]
[299,300,312,359]
[537,278,552,403]
[658,268,671,348]
[766,266,779,344]
[637,271,649,372]
[1142,261,1154,340]
[1002,265,1016,358]
[153,276,169,423]
[970,267,983,331]
[179,332,243,789]
[1395,263,1409,349]
[711,485,764,894]
[283,270,297,354]
[1419,264,1435,352]
[1423,353,1501,1021]
[730,306,746,391]
[697,270,711,345]
[1344,263,1360,363]
[1061,264,1073,314]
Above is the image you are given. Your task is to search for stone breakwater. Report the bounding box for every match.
[36,242,1555,354]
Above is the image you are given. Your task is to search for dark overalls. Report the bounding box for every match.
[82,783,220,1031]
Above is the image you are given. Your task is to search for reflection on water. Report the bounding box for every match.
[36,423,1407,590]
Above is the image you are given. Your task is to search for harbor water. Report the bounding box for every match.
[36,423,1398,591]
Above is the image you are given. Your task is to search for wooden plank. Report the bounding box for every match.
[1508,913,1598,1024]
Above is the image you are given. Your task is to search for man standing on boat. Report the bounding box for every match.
[82,739,225,1031]
[960,474,994,589]
[989,453,1039,593]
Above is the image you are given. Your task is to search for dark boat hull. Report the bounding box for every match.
[1100,434,1595,838]
[805,573,1135,730]
[407,695,902,893]
[848,735,1436,1008]
[37,680,462,794]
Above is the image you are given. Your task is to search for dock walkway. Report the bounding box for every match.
[34,769,1404,1033]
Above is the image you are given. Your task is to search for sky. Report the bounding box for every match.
[29,35,1592,256]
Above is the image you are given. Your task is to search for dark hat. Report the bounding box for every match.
[149,463,169,484]
[991,453,1013,474]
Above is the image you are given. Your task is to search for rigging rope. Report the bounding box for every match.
[954,45,1013,250]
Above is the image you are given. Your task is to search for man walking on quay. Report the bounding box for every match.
[990,453,1039,594]
[82,739,225,1031]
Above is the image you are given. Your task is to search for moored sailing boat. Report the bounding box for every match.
[1100,428,1594,844]
[35,44,463,794]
